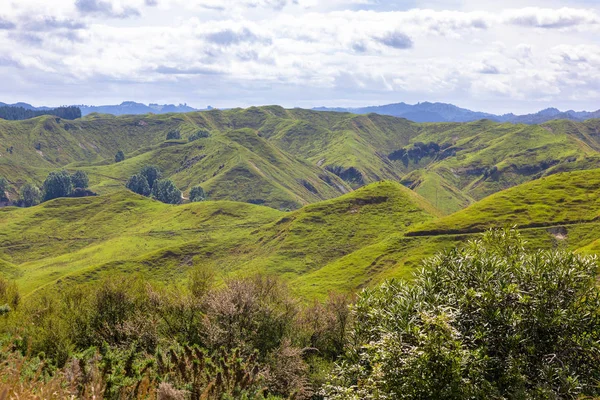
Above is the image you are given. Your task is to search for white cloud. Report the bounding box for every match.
[0,1,600,112]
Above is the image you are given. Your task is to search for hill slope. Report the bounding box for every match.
[0,182,439,298]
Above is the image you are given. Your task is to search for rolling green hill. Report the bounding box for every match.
[0,181,440,298]
[4,107,600,213]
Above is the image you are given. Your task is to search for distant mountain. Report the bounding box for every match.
[78,101,200,116]
[314,102,600,124]
[0,102,51,111]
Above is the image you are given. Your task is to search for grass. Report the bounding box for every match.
[0,181,441,298]
[409,169,600,235]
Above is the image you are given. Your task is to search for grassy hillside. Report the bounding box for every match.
[0,181,440,298]
[409,169,600,235]
[4,107,600,213]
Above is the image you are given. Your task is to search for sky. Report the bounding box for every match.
[1,0,600,114]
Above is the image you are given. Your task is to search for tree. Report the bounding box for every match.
[19,183,42,207]
[140,165,161,189]
[115,150,125,163]
[324,229,600,400]
[43,171,72,201]
[166,130,181,140]
[71,170,89,189]
[126,174,151,197]
[151,179,181,204]
[0,177,9,202]
[189,185,206,202]
[189,130,210,142]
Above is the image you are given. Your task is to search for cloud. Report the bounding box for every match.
[205,28,271,46]
[0,18,16,30]
[503,7,600,29]
[376,31,413,49]
[2,2,600,112]
[75,0,141,18]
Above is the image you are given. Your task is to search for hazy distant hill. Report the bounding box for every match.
[78,101,201,116]
[314,102,600,124]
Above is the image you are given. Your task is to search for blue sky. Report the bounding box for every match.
[1,0,600,113]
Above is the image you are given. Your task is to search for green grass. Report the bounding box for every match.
[0,181,440,298]
[409,169,600,235]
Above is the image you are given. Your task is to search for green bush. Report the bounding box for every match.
[19,183,41,207]
[166,130,181,140]
[189,185,206,202]
[152,179,181,204]
[70,170,89,189]
[189,129,210,142]
[125,174,151,196]
[42,171,72,201]
[323,229,600,399]
[115,150,125,163]
[0,177,9,201]
[140,165,161,189]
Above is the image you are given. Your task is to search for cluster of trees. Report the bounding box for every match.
[189,129,210,142]
[388,141,454,166]
[126,166,206,204]
[0,170,94,208]
[3,229,600,398]
[166,129,181,140]
[126,166,180,204]
[0,106,81,121]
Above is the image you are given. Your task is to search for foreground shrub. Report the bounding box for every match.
[323,229,600,399]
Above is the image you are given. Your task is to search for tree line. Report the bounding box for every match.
[0,105,82,121]
[0,170,94,208]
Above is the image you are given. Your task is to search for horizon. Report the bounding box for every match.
[2,0,600,114]
[4,99,599,117]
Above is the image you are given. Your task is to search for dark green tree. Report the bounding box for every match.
[71,170,89,189]
[140,165,161,189]
[125,174,151,197]
[19,183,42,207]
[152,179,181,204]
[0,177,9,202]
[188,130,210,142]
[189,185,206,202]
[324,229,600,399]
[166,130,181,140]
[43,171,72,201]
[115,150,125,163]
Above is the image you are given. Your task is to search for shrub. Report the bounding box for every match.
[152,179,181,204]
[166,130,181,140]
[140,165,161,189]
[189,185,206,202]
[323,229,600,399]
[126,174,151,197]
[42,171,72,201]
[0,177,10,201]
[19,183,42,207]
[115,150,125,163]
[71,170,89,189]
[188,130,210,142]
